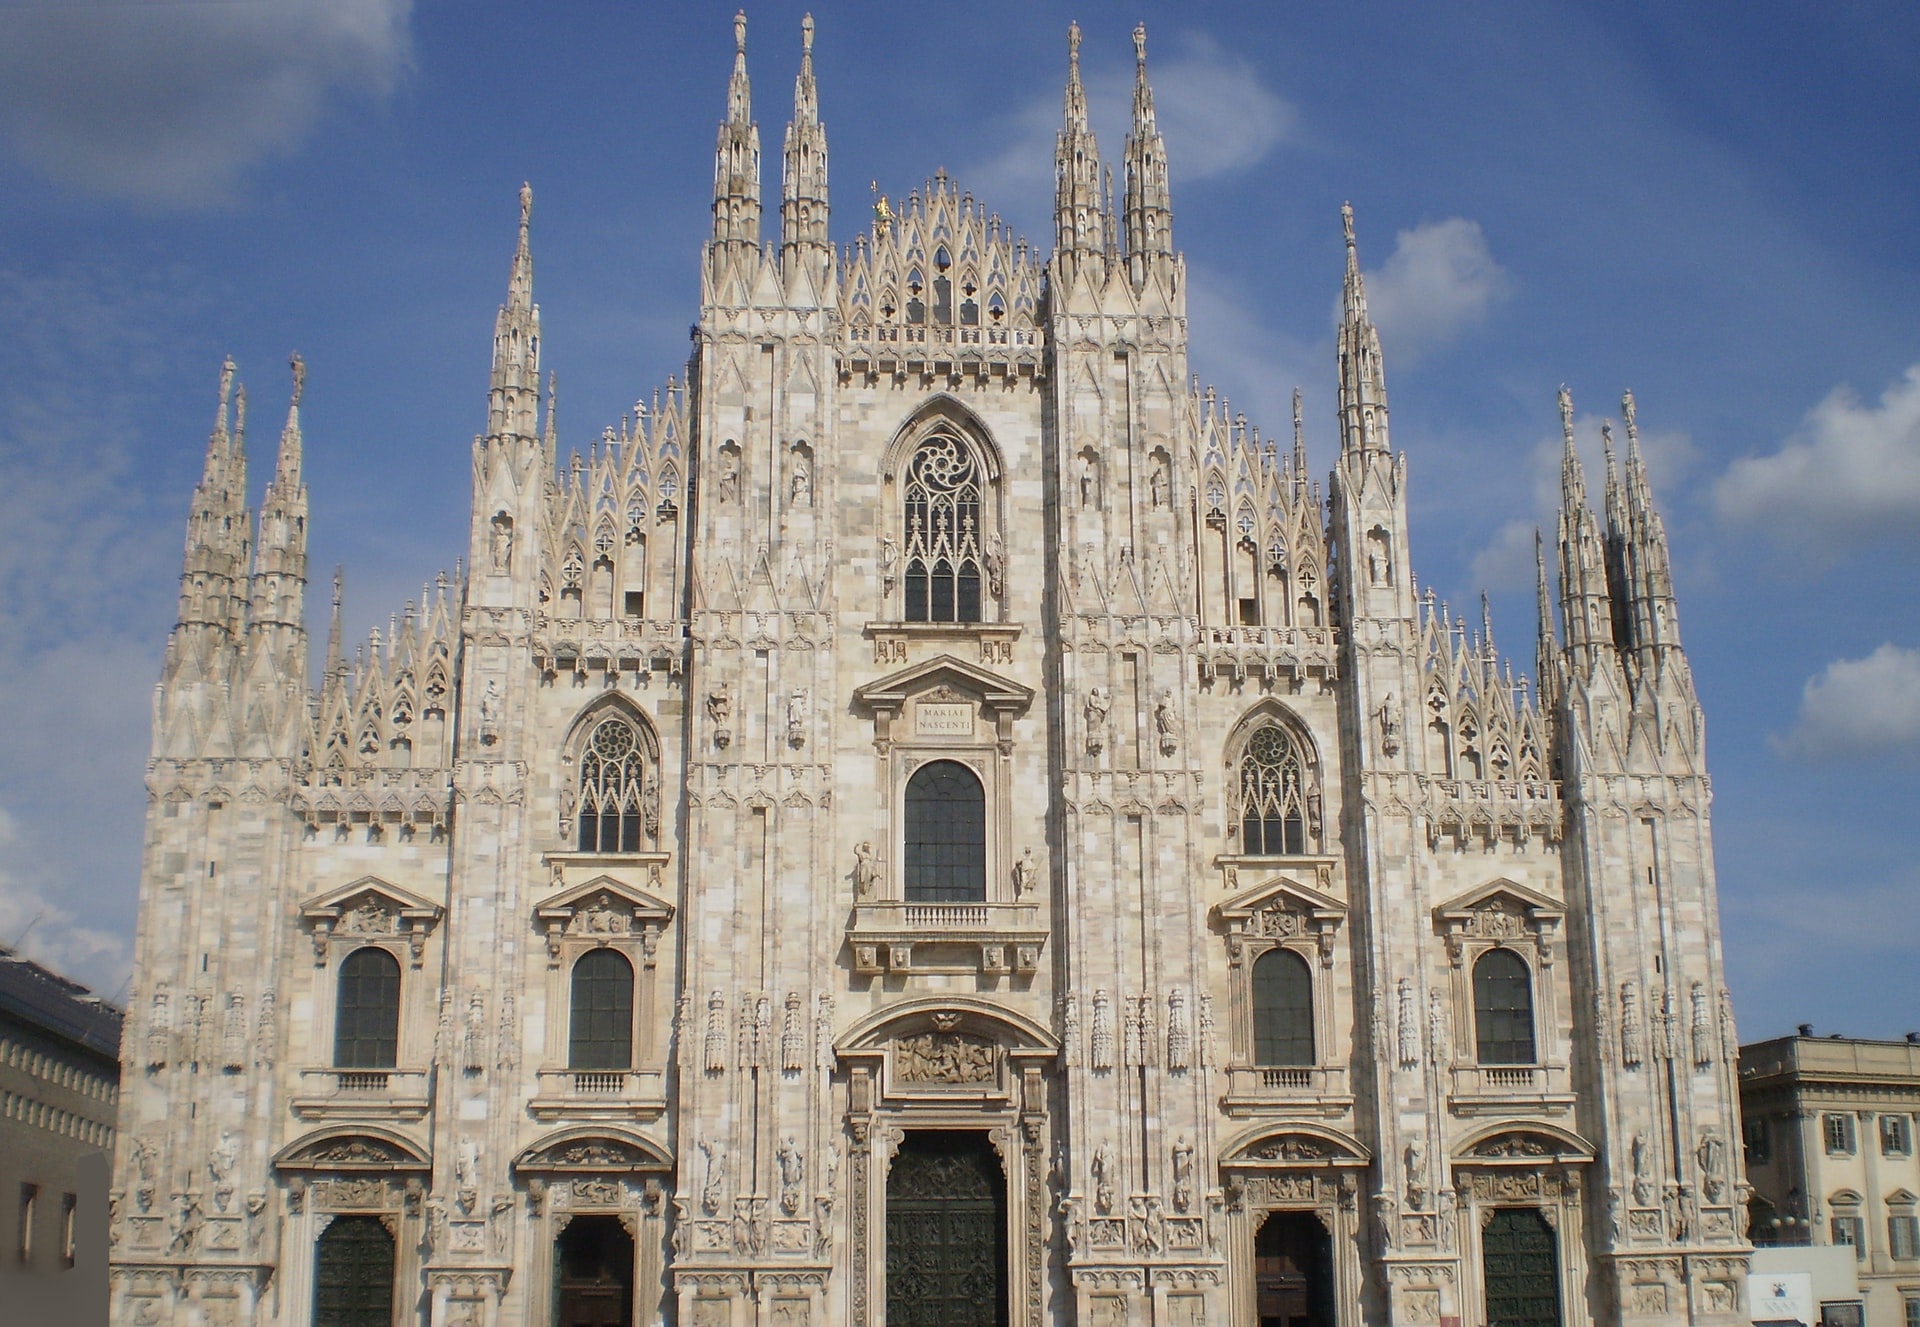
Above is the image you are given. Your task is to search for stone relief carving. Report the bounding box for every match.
[1620,981,1644,1067]
[777,1137,805,1216]
[1630,1133,1653,1206]
[699,1140,726,1216]
[1165,987,1190,1072]
[1196,993,1215,1068]
[1427,988,1449,1065]
[1092,1143,1115,1215]
[1396,978,1419,1069]
[1171,1137,1194,1214]
[1404,1138,1428,1211]
[1696,1128,1726,1202]
[704,991,727,1073]
[780,991,806,1072]
[1091,989,1115,1070]
[893,1031,995,1085]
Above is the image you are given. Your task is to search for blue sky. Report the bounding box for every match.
[0,0,1915,1040]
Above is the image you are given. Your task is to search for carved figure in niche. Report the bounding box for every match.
[894,1031,995,1084]
[1427,988,1449,1064]
[1377,692,1402,756]
[351,897,391,934]
[456,1136,481,1192]
[1149,458,1169,508]
[787,688,808,748]
[577,893,629,935]
[1011,847,1035,898]
[488,511,514,573]
[1084,686,1111,755]
[1404,1137,1428,1211]
[879,534,899,594]
[168,1191,202,1253]
[848,841,880,900]
[789,456,811,506]
[209,1128,238,1190]
[1171,1136,1194,1213]
[1664,1187,1688,1243]
[1690,981,1713,1068]
[479,681,502,746]
[1092,1143,1115,1214]
[1366,526,1392,587]
[700,1140,726,1215]
[1196,993,1215,1068]
[717,447,739,503]
[984,531,1005,600]
[1077,454,1095,508]
[1373,1189,1396,1251]
[1153,691,1181,756]
[777,1137,805,1215]
[1134,1195,1165,1254]
[1696,1130,1726,1201]
[1630,1133,1652,1206]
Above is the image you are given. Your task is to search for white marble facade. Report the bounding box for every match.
[110,15,1751,1327]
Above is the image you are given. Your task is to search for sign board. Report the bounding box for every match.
[914,702,974,738]
[1748,1271,1814,1327]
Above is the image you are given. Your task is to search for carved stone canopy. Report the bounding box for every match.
[852,654,1035,747]
[1432,878,1564,967]
[300,877,444,966]
[275,1128,430,1174]
[514,1129,670,1176]
[1459,1124,1594,1165]
[533,874,674,966]
[1222,1125,1369,1170]
[1213,874,1346,966]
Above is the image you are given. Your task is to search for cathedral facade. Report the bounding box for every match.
[110,16,1753,1327]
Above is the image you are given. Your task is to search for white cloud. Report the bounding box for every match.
[1774,643,1920,761]
[0,0,412,206]
[1469,519,1540,594]
[967,30,1295,217]
[1184,262,1320,438]
[0,808,131,999]
[1713,364,1920,560]
[1347,218,1511,362]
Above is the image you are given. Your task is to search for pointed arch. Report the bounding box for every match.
[1224,702,1325,857]
[883,397,1004,625]
[562,696,662,854]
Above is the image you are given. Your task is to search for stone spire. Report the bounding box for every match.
[1122,22,1173,285]
[1336,204,1390,457]
[1054,22,1106,266]
[779,12,829,268]
[712,10,762,250]
[488,183,541,440]
[248,354,309,643]
[174,357,251,643]
[1617,389,1683,657]
[1554,385,1614,665]
[1534,527,1560,709]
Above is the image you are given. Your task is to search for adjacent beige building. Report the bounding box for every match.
[1741,1032,1920,1327]
[109,15,1753,1327]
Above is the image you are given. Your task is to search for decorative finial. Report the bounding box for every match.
[519,181,532,230]
[1134,22,1147,67]
[1068,21,1082,67]
[1558,385,1575,443]
[801,12,813,53]
[1341,202,1356,249]
[1292,387,1303,433]
[734,10,747,54]
[1621,389,1638,442]
[1600,419,1614,459]
[289,353,305,407]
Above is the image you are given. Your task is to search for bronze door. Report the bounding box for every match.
[1482,1207,1562,1327]
[313,1215,396,1327]
[886,1131,1007,1327]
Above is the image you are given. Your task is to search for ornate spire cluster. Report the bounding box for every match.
[1337,203,1390,457]
[1122,23,1173,285]
[174,358,251,646]
[1053,22,1108,266]
[779,12,828,268]
[488,183,542,440]
[311,573,460,800]
[711,11,763,250]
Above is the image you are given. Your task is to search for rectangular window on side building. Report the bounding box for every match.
[1831,1215,1865,1259]
[1890,1214,1920,1261]
[16,1183,35,1263]
[1745,1117,1772,1164]
[1883,1115,1913,1156]
[60,1193,75,1267]
[1904,1297,1920,1327]
[1826,1114,1857,1155]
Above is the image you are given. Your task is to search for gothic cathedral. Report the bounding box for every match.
[111,16,1752,1327]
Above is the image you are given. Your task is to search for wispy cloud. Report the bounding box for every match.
[1347,218,1511,363]
[1774,643,1920,761]
[1713,363,1920,564]
[967,30,1296,214]
[0,0,413,206]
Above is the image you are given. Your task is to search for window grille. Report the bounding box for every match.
[1251,949,1314,1067]
[1825,1113,1857,1156]
[577,715,651,853]
[569,949,634,1071]
[333,948,400,1070]
[903,761,986,903]
[1473,948,1536,1065]
[1238,726,1309,855]
[902,434,983,623]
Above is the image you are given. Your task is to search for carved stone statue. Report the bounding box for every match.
[1153,690,1181,756]
[1172,1136,1194,1213]
[488,511,514,573]
[777,1136,805,1215]
[1011,846,1035,898]
[787,688,808,748]
[1404,1137,1428,1211]
[789,456,811,506]
[1084,686,1111,754]
[479,680,502,746]
[700,1139,726,1215]
[852,841,879,899]
[1092,1143,1115,1214]
[1377,692,1402,756]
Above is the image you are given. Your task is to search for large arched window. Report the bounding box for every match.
[313,1214,396,1327]
[1474,948,1536,1065]
[903,433,983,623]
[904,760,986,903]
[1238,724,1310,856]
[569,949,635,1070]
[333,947,400,1070]
[577,714,652,853]
[1252,948,1315,1066]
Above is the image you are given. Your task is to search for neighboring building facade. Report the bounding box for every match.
[109,16,1753,1327]
[0,944,122,1284]
[1741,1032,1920,1327]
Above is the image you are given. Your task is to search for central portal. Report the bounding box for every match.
[554,1215,634,1327]
[1254,1210,1336,1327]
[885,1130,1008,1327]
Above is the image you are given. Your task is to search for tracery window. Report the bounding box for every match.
[903,433,983,623]
[1251,948,1314,1067]
[903,760,986,903]
[569,949,634,1071]
[1238,725,1310,856]
[576,715,653,853]
[1473,948,1536,1065]
[333,947,400,1070]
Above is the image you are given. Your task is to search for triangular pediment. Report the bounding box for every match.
[534,874,675,927]
[853,653,1034,715]
[301,875,443,925]
[1888,1188,1919,1207]
[1214,872,1345,924]
[1433,877,1564,924]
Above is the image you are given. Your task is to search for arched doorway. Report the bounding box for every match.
[1254,1210,1335,1327]
[1481,1207,1561,1327]
[313,1215,395,1327]
[886,1131,1007,1327]
[555,1215,634,1327]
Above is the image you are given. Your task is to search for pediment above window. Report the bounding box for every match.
[1213,873,1345,963]
[1221,1123,1370,1168]
[1460,1124,1594,1164]
[274,1127,430,1174]
[534,874,674,966]
[854,653,1034,749]
[513,1128,669,1175]
[1433,878,1564,966]
[300,877,443,966]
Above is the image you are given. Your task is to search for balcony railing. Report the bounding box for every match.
[1447,1062,1574,1114]
[530,1067,668,1121]
[848,900,1047,977]
[1220,1064,1352,1117]
[291,1068,431,1121]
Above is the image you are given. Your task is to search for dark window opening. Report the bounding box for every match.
[333,947,400,1070]
[1252,948,1315,1067]
[1473,948,1536,1065]
[904,761,986,903]
[569,949,634,1070]
[623,591,644,618]
[313,1214,396,1327]
[576,715,652,853]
